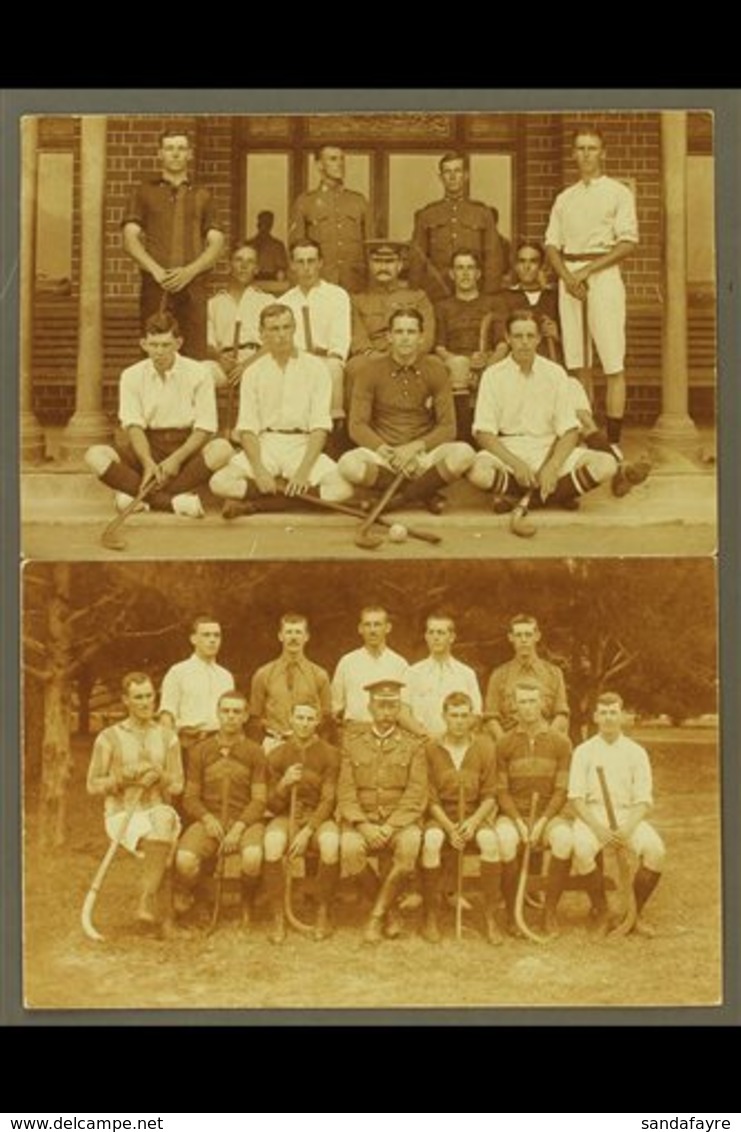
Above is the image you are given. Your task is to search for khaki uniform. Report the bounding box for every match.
[410,198,503,301]
[289,184,372,292]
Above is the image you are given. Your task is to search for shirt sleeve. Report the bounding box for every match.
[207,296,219,352]
[118,367,146,430]
[554,734,572,793]
[423,359,456,450]
[631,744,654,806]
[567,743,589,800]
[249,666,268,724]
[199,187,224,238]
[86,730,118,796]
[288,194,308,244]
[163,733,184,797]
[348,367,385,450]
[434,300,449,350]
[472,367,501,436]
[544,194,563,249]
[183,743,208,821]
[479,737,498,801]
[236,367,263,434]
[482,208,504,294]
[328,286,351,360]
[552,667,570,719]
[121,182,146,230]
[552,369,580,439]
[306,358,333,432]
[337,749,366,823]
[466,667,483,716]
[158,666,182,727]
[191,362,218,433]
[614,182,639,244]
[386,742,428,828]
[306,745,340,829]
[239,747,267,826]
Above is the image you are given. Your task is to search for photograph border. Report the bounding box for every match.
[3,87,739,1027]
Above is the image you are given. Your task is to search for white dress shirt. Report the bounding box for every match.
[281,280,352,360]
[119,355,218,433]
[473,353,579,440]
[236,351,332,435]
[331,646,410,722]
[545,174,639,254]
[158,654,235,732]
[207,287,273,353]
[406,655,483,735]
[568,732,654,811]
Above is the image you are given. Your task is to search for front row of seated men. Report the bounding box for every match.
[85,297,645,521]
[87,674,666,946]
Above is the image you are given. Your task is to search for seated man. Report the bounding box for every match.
[569,691,666,937]
[337,680,428,944]
[501,243,650,497]
[248,612,333,751]
[338,308,475,514]
[209,303,354,516]
[86,671,184,936]
[348,238,434,371]
[263,702,341,943]
[421,692,503,945]
[280,238,351,441]
[434,248,508,441]
[175,690,267,926]
[207,242,272,387]
[495,681,573,937]
[85,312,233,518]
[468,309,617,512]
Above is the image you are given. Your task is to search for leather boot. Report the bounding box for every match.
[263,860,286,943]
[136,840,171,924]
[397,465,449,514]
[314,861,340,941]
[420,867,443,944]
[542,855,571,937]
[479,861,505,946]
[631,865,661,937]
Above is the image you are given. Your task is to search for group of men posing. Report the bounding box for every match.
[84,126,650,522]
[87,609,665,946]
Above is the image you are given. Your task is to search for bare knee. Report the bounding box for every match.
[318,829,340,864]
[241,845,263,876]
[337,450,374,486]
[176,849,200,881]
[210,462,246,499]
[468,453,496,491]
[203,438,235,471]
[440,441,476,478]
[476,828,500,862]
[264,830,287,862]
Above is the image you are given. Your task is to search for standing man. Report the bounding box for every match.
[159,615,235,761]
[84,312,233,518]
[86,671,183,934]
[207,242,272,386]
[484,614,570,743]
[338,308,475,514]
[248,612,333,751]
[263,702,341,942]
[434,249,508,439]
[409,152,503,302]
[569,691,665,937]
[281,239,351,431]
[421,692,503,945]
[545,126,639,450]
[174,690,267,926]
[495,682,574,937]
[289,145,373,292]
[122,126,225,358]
[468,309,618,513]
[338,680,428,944]
[407,612,482,738]
[246,210,288,282]
[331,605,424,737]
[209,303,353,516]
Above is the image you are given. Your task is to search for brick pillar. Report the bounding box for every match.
[20,117,45,463]
[651,111,697,444]
[61,115,112,461]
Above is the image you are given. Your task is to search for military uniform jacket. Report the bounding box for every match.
[289,184,372,292]
[350,285,435,356]
[410,197,503,300]
[338,725,428,828]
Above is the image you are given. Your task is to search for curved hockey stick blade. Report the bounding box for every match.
[509,503,537,539]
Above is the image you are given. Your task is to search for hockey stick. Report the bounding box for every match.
[100,476,157,552]
[296,492,442,545]
[596,766,637,936]
[513,792,548,944]
[355,469,406,550]
[81,787,144,942]
[283,783,314,937]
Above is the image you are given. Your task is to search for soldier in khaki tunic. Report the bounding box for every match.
[337,680,428,944]
[349,240,435,360]
[409,152,504,302]
[289,145,373,293]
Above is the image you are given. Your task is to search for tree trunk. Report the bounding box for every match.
[39,565,73,849]
[77,664,93,737]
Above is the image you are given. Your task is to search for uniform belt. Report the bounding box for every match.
[561,252,609,261]
[263,429,307,435]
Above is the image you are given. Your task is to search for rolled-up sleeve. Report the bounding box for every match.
[192,365,218,433]
[307,362,333,432]
[553,374,580,438]
[236,370,263,434]
[328,288,351,361]
[119,369,147,430]
[614,183,639,245]
[544,197,563,249]
[567,744,588,801]
[472,367,501,435]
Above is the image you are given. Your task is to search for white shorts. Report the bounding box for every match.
[229,434,338,485]
[572,811,665,872]
[350,442,457,473]
[559,263,626,374]
[104,804,181,856]
[476,436,591,477]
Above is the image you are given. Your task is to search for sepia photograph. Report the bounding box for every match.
[22,557,720,1010]
[19,108,716,561]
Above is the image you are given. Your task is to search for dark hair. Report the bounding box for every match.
[426,612,456,632]
[259,302,295,329]
[190,615,221,635]
[514,239,545,265]
[159,126,192,146]
[572,125,605,146]
[231,241,259,259]
[218,689,247,710]
[315,144,343,161]
[121,671,153,695]
[439,151,467,173]
[359,605,389,621]
[290,238,322,258]
[509,613,539,632]
[280,612,309,630]
[389,307,424,332]
[505,308,540,334]
[596,691,624,709]
[144,311,181,338]
[443,691,473,712]
[450,248,482,270]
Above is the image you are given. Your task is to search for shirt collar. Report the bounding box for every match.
[147,357,180,381]
[513,721,550,737]
[158,174,192,189]
[391,360,422,380]
[121,717,158,734]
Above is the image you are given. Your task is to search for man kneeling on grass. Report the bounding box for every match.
[86,671,183,936]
